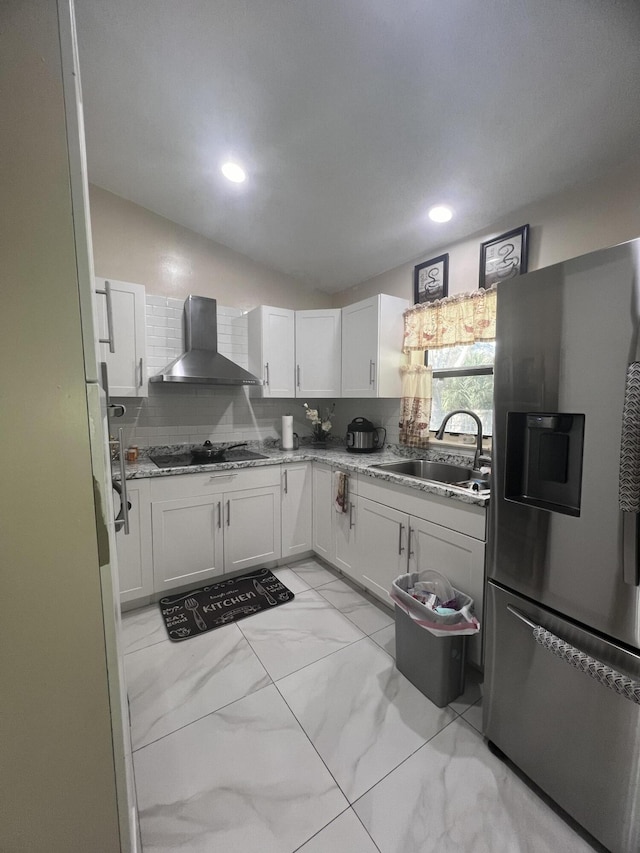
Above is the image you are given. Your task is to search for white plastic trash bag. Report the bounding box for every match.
[391,572,481,637]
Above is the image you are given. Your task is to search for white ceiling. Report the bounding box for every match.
[75,0,640,293]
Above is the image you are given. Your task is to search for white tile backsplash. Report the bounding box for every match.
[111,294,401,448]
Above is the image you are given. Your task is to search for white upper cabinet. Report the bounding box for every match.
[247,305,296,397]
[95,277,147,397]
[341,294,409,398]
[295,309,342,398]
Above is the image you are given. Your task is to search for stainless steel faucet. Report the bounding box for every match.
[434,409,489,470]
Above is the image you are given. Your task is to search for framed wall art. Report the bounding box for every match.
[414,253,449,304]
[479,224,530,289]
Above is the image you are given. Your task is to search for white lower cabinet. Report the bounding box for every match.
[223,486,281,572]
[149,467,282,594]
[358,497,408,598]
[333,483,359,577]
[115,478,153,603]
[281,463,313,559]
[152,494,224,591]
[312,463,334,561]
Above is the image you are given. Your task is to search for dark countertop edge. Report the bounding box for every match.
[114,448,489,508]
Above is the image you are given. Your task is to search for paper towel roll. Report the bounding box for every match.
[281,415,294,450]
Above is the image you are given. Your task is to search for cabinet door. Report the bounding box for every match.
[224,486,282,572]
[312,463,334,561]
[248,306,296,397]
[295,309,342,397]
[341,297,378,398]
[408,516,485,667]
[152,495,224,590]
[115,480,153,604]
[359,498,408,601]
[263,307,295,397]
[334,496,359,580]
[96,277,147,397]
[282,463,313,558]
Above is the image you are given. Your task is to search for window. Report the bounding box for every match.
[428,342,495,435]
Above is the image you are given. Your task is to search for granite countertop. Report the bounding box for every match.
[115,443,489,507]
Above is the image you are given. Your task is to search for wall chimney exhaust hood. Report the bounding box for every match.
[149,295,263,386]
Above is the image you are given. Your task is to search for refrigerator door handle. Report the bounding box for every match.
[618,361,640,585]
[507,605,640,705]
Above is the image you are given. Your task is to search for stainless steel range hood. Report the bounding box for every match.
[149,295,263,386]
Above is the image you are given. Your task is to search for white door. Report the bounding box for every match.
[152,495,224,589]
[408,515,485,666]
[96,277,147,397]
[312,463,334,561]
[295,309,342,397]
[224,486,282,572]
[341,297,378,398]
[281,463,313,558]
[334,495,358,580]
[264,307,296,397]
[115,480,153,603]
[359,498,408,601]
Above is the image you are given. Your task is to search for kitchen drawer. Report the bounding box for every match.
[149,465,281,500]
[358,476,486,541]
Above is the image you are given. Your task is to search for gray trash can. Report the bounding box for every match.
[394,605,466,707]
[391,572,479,708]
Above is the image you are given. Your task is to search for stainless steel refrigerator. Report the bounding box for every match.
[484,239,640,853]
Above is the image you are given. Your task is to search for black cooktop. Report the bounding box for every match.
[150,449,269,469]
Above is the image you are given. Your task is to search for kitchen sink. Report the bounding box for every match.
[369,459,490,493]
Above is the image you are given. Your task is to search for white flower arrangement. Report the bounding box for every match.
[303,402,335,443]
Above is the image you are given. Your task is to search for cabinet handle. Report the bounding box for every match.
[296,365,301,388]
[96,280,115,353]
[398,522,405,555]
[114,427,130,535]
[226,499,231,526]
[264,362,270,386]
[217,501,222,529]
[349,502,355,529]
[369,359,375,385]
[408,526,414,559]
[283,469,288,494]
[138,357,144,388]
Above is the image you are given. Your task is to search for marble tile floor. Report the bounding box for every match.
[121,557,601,853]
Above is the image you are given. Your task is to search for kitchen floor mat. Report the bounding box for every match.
[159,568,295,641]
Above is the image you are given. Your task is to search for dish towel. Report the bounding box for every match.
[334,471,348,513]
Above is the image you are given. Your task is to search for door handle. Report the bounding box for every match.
[619,362,640,585]
[349,502,355,529]
[138,357,144,388]
[265,362,270,386]
[226,499,231,526]
[398,523,405,555]
[296,365,301,389]
[369,359,375,385]
[217,501,222,529]
[408,526,414,559]
[96,280,115,353]
[507,605,640,705]
[283,469,288,494]
[113,427,130,534]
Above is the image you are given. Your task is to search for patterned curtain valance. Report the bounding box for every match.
[403,286,497,352]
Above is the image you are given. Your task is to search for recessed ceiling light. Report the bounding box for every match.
[221,162,246,183]
[428,205,453,223]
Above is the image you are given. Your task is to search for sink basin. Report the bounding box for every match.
[369,459,490,493]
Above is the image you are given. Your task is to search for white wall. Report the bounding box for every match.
[89,184,332,310]
[334,155,640,307]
